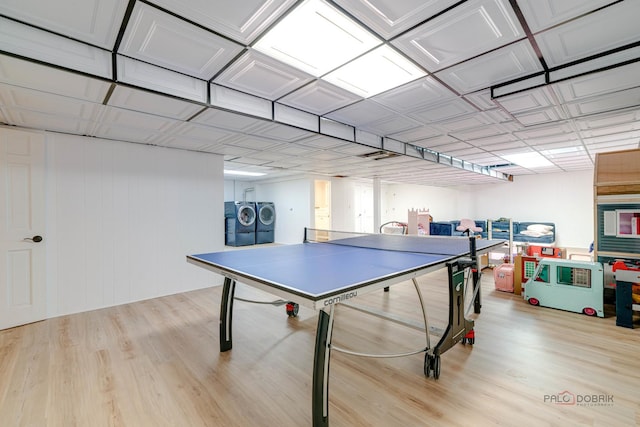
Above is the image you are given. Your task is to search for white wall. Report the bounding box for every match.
[45,133,224,317]
[253,178,313,244]
[381,183,471,224]
[469,170,594,248]
[224,169,594,249]
[382,170,594,248]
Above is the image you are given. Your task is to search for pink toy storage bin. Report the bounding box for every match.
[494,263,514,292]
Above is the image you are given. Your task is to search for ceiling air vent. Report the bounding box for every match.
[359,150,399,160]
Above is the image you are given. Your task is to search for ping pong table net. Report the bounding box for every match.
[303,227,473,256]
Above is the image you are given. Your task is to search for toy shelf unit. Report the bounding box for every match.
[486,218,514,265]
[594,148,640,327]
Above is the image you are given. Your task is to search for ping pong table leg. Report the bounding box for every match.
[472,264,481,314]
[468,237,482,314]
[219,277,236,352]
[312,306,334,427]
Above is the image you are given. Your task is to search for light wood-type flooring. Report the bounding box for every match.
[1,267,639,426]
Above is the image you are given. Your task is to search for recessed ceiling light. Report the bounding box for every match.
[502,152,553,168]
[323,45,427,98]
[253,0,381,77]
[224,170,266,177]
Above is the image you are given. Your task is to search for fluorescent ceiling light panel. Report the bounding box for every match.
[253,0,381,77]
[323,45,427,97]
[224,169,266,177]
[502,152,553,168]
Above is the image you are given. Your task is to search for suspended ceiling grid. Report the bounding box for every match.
[0,0,639,185]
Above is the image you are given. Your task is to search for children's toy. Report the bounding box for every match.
[524,258,604,317]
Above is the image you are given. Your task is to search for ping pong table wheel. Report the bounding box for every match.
[462,330,475,345]
[433,355,441,380]
[424,354,432,377]
[424,354,441,379]
[286,302,299,317]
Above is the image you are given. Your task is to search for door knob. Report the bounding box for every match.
[24,235,43,242]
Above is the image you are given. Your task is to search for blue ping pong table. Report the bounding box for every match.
[187,229,505,427]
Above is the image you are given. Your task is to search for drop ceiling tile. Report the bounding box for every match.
[266,159,304,169]
[108,86,203,120]
[496,87,558,114]
[359,115,421,136]
[463,89,496,110]
[516,0,613,33]
[445,146,485,156]
[534,0,640,67]
[217,145,258,157]
[580,122,640,139]
[0,17,112,78]
[117,56,207,103]
[564,87,640,118]
[298,135,348,150]
[334,0,459,40]
[412,134,458,148]
[324,100,396,127]
[151,0,295,44]
[483,108,514,123]
[4,108,93,135]
[550,46,640,83]
[279,80,361,116]
[513,122,575,139]
[436,111,497,133]
[426,140,473,152]
[436,40,543,94]
[191,108,265,132]
[96,106,182,134]
[458,152,505,165]
[513,107,566,126]
[587,140,640,154]
[467,132,519,145]
[392,0,524,72]
[389,125,442,143]
[214,49,314,100]
[575,110,640,132]
[522,132,581,147]
[409,98,478,124]
[160,136,224,152]
[583,130,640,146]
[248,122,315,142]
[0,55,111,102]
[553,61,640,103]
[306,150,347,161]
[371,77,458,114]
[119,3,244,80]
[331,143,380,156]
[0,0,128,49]
[451,125,510,141]
[229,156,272,166]
[475,139,526,151]
[223,134,282,150]
[168,121,237,143]
[0,85,102,121]
[272,143,319,157]
[92,123,169,144]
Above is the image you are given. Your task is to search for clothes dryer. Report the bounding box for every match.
[224,201,256,246]
[256,202,275,244]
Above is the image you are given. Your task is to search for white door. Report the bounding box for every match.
[314,180,331,230]
[0,128,46,330]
